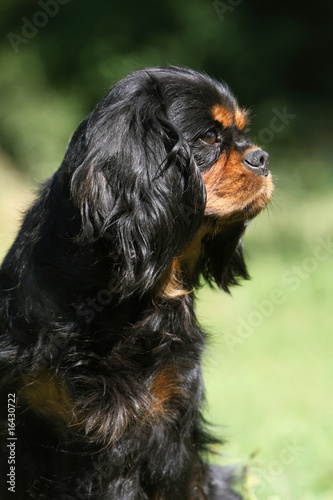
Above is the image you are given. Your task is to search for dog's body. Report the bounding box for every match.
[0,67,273,499]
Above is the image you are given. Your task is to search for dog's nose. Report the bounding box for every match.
[242,149,270,177]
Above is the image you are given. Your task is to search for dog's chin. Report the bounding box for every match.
[204,172,274,224]
[239,172,274,220]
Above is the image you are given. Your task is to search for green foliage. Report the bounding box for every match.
[0,0,332,175]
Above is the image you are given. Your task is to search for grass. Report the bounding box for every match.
[197,163,333,499]
[0,156,332,499]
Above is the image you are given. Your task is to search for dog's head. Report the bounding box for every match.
[61,66,273,299]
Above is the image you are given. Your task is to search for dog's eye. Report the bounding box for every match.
[201,130,221,145]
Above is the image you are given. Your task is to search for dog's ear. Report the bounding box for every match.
[63,74,206,298]
[200,226,250,292]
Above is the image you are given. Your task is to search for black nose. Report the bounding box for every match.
[242,149,270,177]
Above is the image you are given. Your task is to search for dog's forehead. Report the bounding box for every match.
[211,103,248,130]
[166,74,248,131]
[209,81,248,130]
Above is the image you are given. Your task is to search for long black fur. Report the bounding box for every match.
[0,66,264,499]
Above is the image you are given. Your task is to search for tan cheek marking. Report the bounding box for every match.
[212,104,233,127]
[203,149,273,219]
[19,371,75,424]
[203,150,248,216]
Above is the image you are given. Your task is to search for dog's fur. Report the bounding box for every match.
[0,66,273,499]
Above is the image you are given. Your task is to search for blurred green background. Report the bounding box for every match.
[0,1,332,498]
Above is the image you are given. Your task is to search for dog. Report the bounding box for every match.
[0,66,273,499]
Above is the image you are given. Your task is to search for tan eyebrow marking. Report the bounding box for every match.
[212,104,249,131]
[234,107,249,130]
[212,104,233,127]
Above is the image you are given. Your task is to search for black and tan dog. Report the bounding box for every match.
[0,66,273,499]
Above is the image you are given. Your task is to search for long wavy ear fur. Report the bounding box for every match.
[201,225,250,293]
[61,71,206,298]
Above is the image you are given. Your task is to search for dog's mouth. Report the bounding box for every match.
[237,174,274,220]
[202,148,274,222]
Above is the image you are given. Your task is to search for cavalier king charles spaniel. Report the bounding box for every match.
[0,66,273,499]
